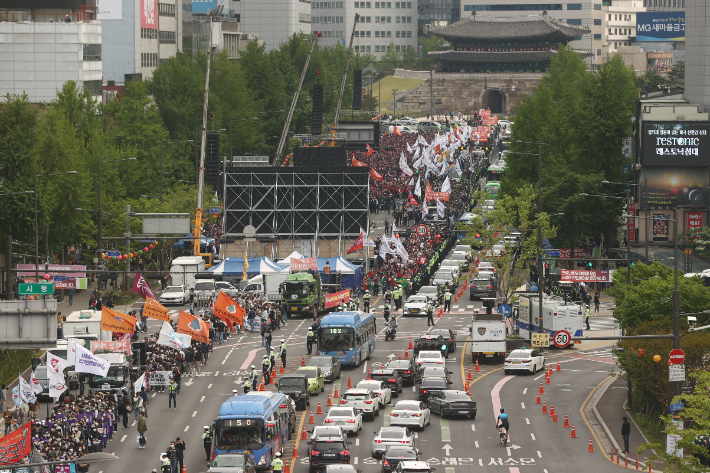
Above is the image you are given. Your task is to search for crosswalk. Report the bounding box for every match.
[578,348,618,359]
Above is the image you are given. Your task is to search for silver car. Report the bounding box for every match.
[355,380,392,408]
[339,389,380,420]
[388,401,431,430]
[371,426,416,458]
[402,295,428,317]
[324,407,363,435]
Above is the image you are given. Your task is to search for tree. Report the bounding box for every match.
[667,60,684,85]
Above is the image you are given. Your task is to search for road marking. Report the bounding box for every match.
[509,468,520,473]
[474,441,479,448]
[208,384,212,389]
[184,426,190,432]
[440,417,451,442]
[354,458,358,465]
[521,402,525,409]
[200,396,205,402]
[580,375,614,462]
[491,375,515,442]
[362,360,368,374]
[356,439,359,446]
[152,392,157,398]
[525,418,530,424]
[534,373,545,380]
[479,459,483,466]
[121,435,127,442]
[215,371,220,376]
[537,451,542,458]
[412,386,415,392]
[192,411,197,417]
[471,424,475,431]
[445,468,456,473]
[523,388,527,395]
[240,347,263,370]
[531,433,536,440]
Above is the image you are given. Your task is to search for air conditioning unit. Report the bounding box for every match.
[74,325,89,335]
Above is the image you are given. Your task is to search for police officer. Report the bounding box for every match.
[363,290,371,312]
[279,340,287,369]
[385,289,392,303]
[262,355,271,385]
[250,365,260,387]
[270,347,277,372]
[444,289,452,313]
[383,301,391,322]
[202,426,212,461]
[426,301,434,326]
[168,379,177,410]
[273,452,284,472]
[306,327,316,355]
[585,305,591,330]
[242,377,252,394]
[393,287,401,311]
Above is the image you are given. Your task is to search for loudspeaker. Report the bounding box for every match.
[312,84,324,135]
[205,131,220,189]
[353,69,362,110]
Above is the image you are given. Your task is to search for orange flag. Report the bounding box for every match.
[142,297,170,322]
[177,311,210,344]
[393,126,402,137]
[365,144,374,157]
[352,157,367,167]
[213,291,245,325]
[100,307,136,334]
[370,168,384,181]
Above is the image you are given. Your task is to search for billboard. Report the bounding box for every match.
[641,167,710,208]
[97,0,122,20]
[642,121,710,167]
[636,12,685,41]
[141,0,157,29]
[192,0,217,14]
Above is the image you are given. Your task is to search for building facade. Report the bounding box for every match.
[229,0,311,51]
[418,0,461,29]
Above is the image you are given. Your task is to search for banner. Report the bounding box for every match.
[365,144,374,157]
[425,182,450,202]
[560,270,611,282]
[74,344,110,377]
[132,273,155,300]
[212,292,245,325]
[17,375,36,404]
[140,0,157,29]
[100,307,135,334]
[414,177,421,198]
[440,176,451,193]
[437,199,446,218]
[370,168,384,181]
[17,264,85,278]
[142,297,170,322]
[687,211,703,236]
[158,321,192,349]
[177,311,210,344]
[47,352,70,376]
[67,338,78,365]
[148,370,173,387]
[291,257,318,271]
[346,232,364,254]
[557,248,593,259]
[629,203,637,241]
[362,228,375,247]
[91,340,131,354]
[324,289,351,309]
[134,372,147,393]
[352,157,367,167]
[0,421,31,465]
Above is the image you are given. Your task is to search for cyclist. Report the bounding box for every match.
[496,408,509,442]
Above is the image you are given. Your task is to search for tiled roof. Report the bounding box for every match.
[428,50,557,63]
[429,13,591,41]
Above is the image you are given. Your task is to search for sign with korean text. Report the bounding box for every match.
[629,203,636,241]
[324,289,351,309]
[531,333,549,348]
[560,270,611,282]
[642,122,710,166]
[556,248,593,259]
[17,264,86,278]
[192,0,217,13]
[141,0,157,29]
[669,363,685,381]
[0,422,31,465]
[149,370,174,387]
[18,283,54,295]
[636,12,685,41]
[91,340,131,354]
[291,257,318,271]
[687,211,703,234]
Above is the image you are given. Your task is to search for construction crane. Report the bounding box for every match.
[330,14,360,147]
[275,31,322,162]
[193,7,220,267]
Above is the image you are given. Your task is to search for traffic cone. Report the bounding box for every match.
[611,448,615,463]
[284,462,290,473]
[552,412,558,422]
[302,356,305,366]
[333,385,339,398]
[408,338,413,349]
[542,401,547,413]
[438,308,443,318]
[570,424,577,438]
[549,367,553,377]
[347,376,352,389]
[648,462,652,473]
[308,410,315,424]
[367,368,371,380]
[546,374,551,385]
[404,348,409,359]
[280,363,285,374]
[467,368,472,381]
[464,380,470,392]
[563,414,570,427]
[474,359,480,372]
[327,393,333,406]
[182,465,187,473]
[272,366,277,381]
[301,426,308,440]
[454,295,459,303]
[259,382,266,391]
[539,382,544,394]
[316,401,323,414]
[588,438,594,453]
[535,392,541,404]
[549,404,555,417]
[398,352,402,360]
[636,454,639,470]
[556,361,561,372]
[292,444,299,458]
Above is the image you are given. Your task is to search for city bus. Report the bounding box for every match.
[317,311,376,367]
[484,181,501,199]
[213,391,294,469]
[486,165,505,183]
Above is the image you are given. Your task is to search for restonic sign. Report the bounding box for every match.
[642,121,710,167]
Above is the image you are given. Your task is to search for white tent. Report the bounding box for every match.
[277,251,305,265]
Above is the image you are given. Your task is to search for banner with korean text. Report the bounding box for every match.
[324,289,351,309]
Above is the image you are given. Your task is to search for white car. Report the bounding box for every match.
[504,348,545,375]
[159,285,188,305]
[403,295,428,317]
[415,351,445,368]
[371,426,416,458]
[356,380,392,408]
[215,281,239,298]
[323,407,363,435]
[439,261,462,278]
[388,400,431,430]
[339,389,380,420]
[394,461,436,473]
[477,262,497,274]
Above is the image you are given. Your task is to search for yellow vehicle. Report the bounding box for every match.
[295,366,326,395]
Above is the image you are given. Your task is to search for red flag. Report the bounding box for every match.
[131,273,155,300]
[352,157,367,167]
[393,126,402,137]
[365,144,374,157]
[347,231,364,254]
[370,168,384,181]
[435,144,441,155]
[0,421,31,465]
[409,193,418,206]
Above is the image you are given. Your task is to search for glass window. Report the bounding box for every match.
[567,3,582,9]
[387,16,391,22]
[464,3,562,10]
[407,1,411,7]
[594,3,601,9]
[83,43,101,61]
[159,30,176,44]
[396,1,400,6]
[567,18,581,24]
[407,16,411,22]
[376,30,380,36]
[366,2,371,7]
[366,45,371,51]
[594,18,601,25]
[387,30,391,36]
[159,3,176,17]
[366,30,371,36]
[387,1,391,7]
[396,16,400,22]
[375,1,379,6]
[375,16,379,21]
[594,33,601,39]
[375,45,380,52]
[354,1,359,7]
[366,16,371,22]
[407,30,411,37]
[396,30,401,37]
[396,45,401,51]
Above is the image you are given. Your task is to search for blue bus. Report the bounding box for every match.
[213,392,294,468]
[317,311,376,367]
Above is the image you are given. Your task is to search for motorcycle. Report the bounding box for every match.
[384,316,397,341]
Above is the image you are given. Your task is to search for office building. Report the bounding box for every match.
[229,0,311,51]
[418,0,461,28]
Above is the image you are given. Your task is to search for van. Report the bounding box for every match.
[170,256,207,289]
[418,121,440,133]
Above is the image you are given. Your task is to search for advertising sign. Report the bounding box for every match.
[560,270,611,282]
[531,333,549,348]
[96,0,123,20]
[17,264,86,278]
[687,211,703,233]
[557,248,593,259]
[324,289,351,309]
[629,203,636,241]
[636,12,685,41]
[141,0,157,29]
[192,0,217,14]
[642,122,710,167]
[641,167,709,208]
[653,214,670,241]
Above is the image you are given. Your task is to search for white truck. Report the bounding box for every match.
[63,310,113,343]
[469,312,508,363]
[516,296,584,344]
[170,256,206,289]
[240,273,289,301]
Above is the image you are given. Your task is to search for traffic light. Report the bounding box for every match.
[587,261,593,268]
[630,262,636,267]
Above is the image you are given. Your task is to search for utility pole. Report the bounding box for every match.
[672,206,680,397]
[6,235,12,300]
[429,70,434,117]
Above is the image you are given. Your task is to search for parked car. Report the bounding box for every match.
[306,356,342,382]
[159,285,188,305]
[215,281,240,298]
[427,390,477,418]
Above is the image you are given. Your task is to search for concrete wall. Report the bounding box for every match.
[684,0,710,113]
[395,68,431,79]
[230,0,311,51]
[101,0,136,82]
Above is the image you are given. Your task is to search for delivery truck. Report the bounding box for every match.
[63,310,113,343]
[170,256,207,289]
[469,312,508,363]
[516,295,584,343]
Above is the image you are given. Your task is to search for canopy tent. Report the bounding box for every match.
[277,251,304,265]
[207,257,288,276]
[172,233,215,249]
[279,256,362,290]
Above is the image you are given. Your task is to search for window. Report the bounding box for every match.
[366,45,371,51]
[407,1,411,7]
[387,1,391,6]
[396,45,400,51]
[396,15,400,22]
[594,33,601,39]
[141,52,158,68]
[375,16,379,22]
[464,3,562,10]
[608,27,611,34]
[375,1,379,6]
[387,16,391,22]
[141,27,157,39]
[407,16,411,22]
[83,43,101,61]
[387,30,391,36]
[567,3,582,9]
[83,80,102,96]
[396,1,400,6]
[396,30,400,37]
[365,16,371,22]
[159,3,176,17]
[375,30,380,36]
[375,45,380,52]
[608,13,611,20]
[299,12,311,22]
[594,3,601,9]
[407,30,411,37]
[594,18,601,25]
[159,30,176,44]
[354,1,359,6]
[355,45,359,51]
[366,2,371,6]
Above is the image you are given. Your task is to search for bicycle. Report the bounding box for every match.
[498,426,508,447]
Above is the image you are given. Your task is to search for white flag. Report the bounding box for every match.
[74,343,110,376]
[399,152,413,177]
[441,176,451,193]
[379,240,389,260]
[422,201,428,221]
[406,141,413,153]
[47,352,71,376]
[437,199,446,218]
[414,178,421,198]
[455,159,462,177]
[158,321,192,349]
[30,370,43,394]
[134,372,147,393]
[18,374,36,403]
[49,369,68,399]
[391,222,398,235]
[396,245,409,264]
[412,147,421,161]
[67,338,79,365]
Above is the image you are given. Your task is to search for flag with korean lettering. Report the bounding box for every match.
[100,307,136,334]
[213,291,245,325]
[0,421,31,465]
[143,296,170,322]
[177,311,210,344]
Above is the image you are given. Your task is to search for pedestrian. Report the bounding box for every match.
[363,290,370,312]
[140,386,150,417]
[621,417,631,453]
[68,287,75,306]
[167,444,178,473]
[594,292,600,314]
[426,301,434,326]
[194,349,203,375]
[585,305,591,330]
[248,306,256,332]
[260,318,267,347]
[168,379,177,410]
[175,437,186,473]
[444,289,452,313]
[306,327,315,355]
[383,301,390,322]
[3,408,12,435]
[173,365,182,394]
[265,327,273,354]
[202,426,212,461]
[120,394,130,428]
[137,412,148,448]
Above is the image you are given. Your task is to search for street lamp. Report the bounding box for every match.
[160,139,194,203]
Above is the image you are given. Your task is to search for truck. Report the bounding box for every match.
[63,310,113,343]
[281,271,344,319]
[170,256,207,289]
[240,274,289,301]
[516,295,584,344]
[87,352,133,397]
[469,312,507,363]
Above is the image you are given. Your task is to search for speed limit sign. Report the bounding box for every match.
[553,330,571,348]
[414,224,429,237]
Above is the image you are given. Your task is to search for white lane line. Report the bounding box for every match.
[544,470,549,473]
[537,451,542,458]
[531,433,536,440]
[184,426,190,432]
[474,441,479,448]
[471,424,475,431]
[152,392,157,398]
[412,386,415,392]
[201,396,206,402]
[479,459,483,466]
[525,418,530,424]
[362,360,368,374]
[356,439,360,446]
[523,388,527,395]
[192,411,197,417]
[121,435,127,442]
[521,402,525,409]
[208,384,212,389]
[354,458,358,465]
[534,374,545,380]
[215,371,220,376]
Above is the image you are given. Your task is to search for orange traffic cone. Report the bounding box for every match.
[636,454,639,470]
[542,401,547,413]
[546,374,551,385]
[474,359,480,372]
[408,338,413,349]
[539,382,544,394]
[588,438,595,452]
[549,366,553,377]
[301,426,308,439]
[552,412,558,422]
[293,444,299,458]
[302,356,305,366]
[316,401,323,414]
[398,352,402,360]
[284,462,290,473]
[549,404,555,417]
[333,385,339,398]
[272,366,277,381]
[280,363,285,374]
[182,464,187,473]
[535,392,541,404]
[454,295,459,303]
[467,368,472,381]
[259,382,266,391]
[464,380,469,392]
[347,376,352,389]
[437,310,442,318]
[327,393,333,406]
[404,348,409,359]
[570,424,578,438]
[563,414,570,427]
[308,410,315,424]
[556,361,561,372]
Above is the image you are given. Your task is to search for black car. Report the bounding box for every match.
[413,335,450,359]
[278,374,311,410]
[386,360,421,386]
[469,278,496,300]
[418,378,448,402]
[371,369,404,397]
[307,356,342,382]
[382,446,421,473]
[420,367,453,386]
[429,329,457,352]
[427,390,477,419]
[309,439,352,473]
